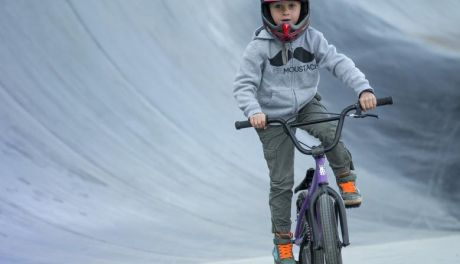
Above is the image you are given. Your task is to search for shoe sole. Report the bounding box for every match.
[344,197,362,208]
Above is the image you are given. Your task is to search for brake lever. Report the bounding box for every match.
[349,113,379,119]
[365,113,379,119]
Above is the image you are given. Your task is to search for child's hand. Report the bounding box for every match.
[250,113,267,129]
[359,91,377,111]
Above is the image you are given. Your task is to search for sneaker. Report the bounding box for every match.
[273,233,296,264]
[337,171,362,208]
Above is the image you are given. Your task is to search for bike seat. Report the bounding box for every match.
[294,168,315,193]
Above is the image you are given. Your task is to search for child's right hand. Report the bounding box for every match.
[250,113,267,129]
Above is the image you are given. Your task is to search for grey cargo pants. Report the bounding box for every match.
[256,94,353,233]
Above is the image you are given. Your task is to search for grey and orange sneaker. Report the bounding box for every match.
[337,171,362,208]
[273,233,296,264]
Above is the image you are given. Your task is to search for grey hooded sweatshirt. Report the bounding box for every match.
[233,27,372,119]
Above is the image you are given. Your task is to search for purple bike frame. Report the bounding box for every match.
[294,154,328,245]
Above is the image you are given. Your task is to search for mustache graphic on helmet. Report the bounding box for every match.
[269,47,316,67]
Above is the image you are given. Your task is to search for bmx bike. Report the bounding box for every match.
[235,96,393,264]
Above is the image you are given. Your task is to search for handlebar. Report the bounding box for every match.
[235,96,393,156]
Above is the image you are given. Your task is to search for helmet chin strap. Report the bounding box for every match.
[282,23,291,39]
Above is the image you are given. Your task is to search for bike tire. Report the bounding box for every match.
[318,194,342,264]
[300,239,324,264]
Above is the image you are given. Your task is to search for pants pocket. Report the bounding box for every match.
[263,148,277,172]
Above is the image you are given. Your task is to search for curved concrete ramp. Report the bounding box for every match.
[0,0,459,263]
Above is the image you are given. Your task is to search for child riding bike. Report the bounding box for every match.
[233,1,377,263]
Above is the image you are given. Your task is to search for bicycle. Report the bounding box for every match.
[235,96,393,264]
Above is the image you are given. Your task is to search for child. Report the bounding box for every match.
[233,0,377,263]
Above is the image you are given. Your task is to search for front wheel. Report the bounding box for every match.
[318,194,342,264]
[300,239,324,264]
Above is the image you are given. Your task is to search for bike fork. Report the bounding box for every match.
[308,185,350,250]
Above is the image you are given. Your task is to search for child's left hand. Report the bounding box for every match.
[359,91,377,111]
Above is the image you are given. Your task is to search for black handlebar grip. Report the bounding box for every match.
[376,96,393,106]
[235,120,252,130]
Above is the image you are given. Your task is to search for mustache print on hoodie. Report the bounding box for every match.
[269,47,316,67]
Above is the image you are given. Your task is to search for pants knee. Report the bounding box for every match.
[319,127,336,145]
[270,178,294,193]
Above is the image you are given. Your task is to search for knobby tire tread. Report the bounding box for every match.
[318,194,342,264]
[300,240,324,264]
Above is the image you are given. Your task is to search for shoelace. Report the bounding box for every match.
[277,243,293,259]
[339,181,357,193]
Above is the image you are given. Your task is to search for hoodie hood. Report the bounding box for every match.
[253,26,274,40]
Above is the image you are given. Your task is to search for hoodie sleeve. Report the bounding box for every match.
[233,40,265,118]
[310,29,373,96]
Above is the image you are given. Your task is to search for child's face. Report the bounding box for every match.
[269,1,301,26]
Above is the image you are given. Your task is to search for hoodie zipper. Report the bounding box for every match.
[282,43,289,66]
[286,42,298,114]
